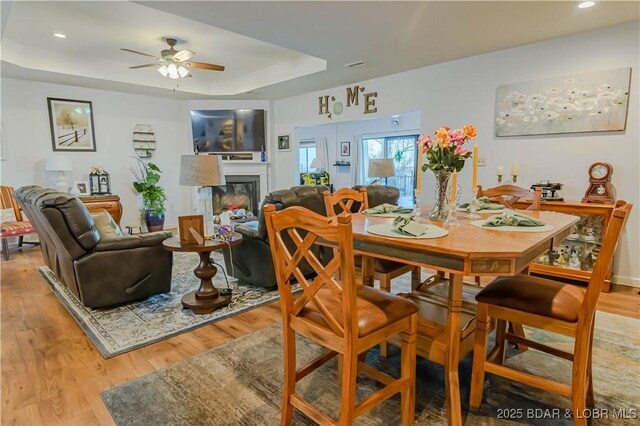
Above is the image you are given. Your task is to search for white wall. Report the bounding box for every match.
[274,22,640,286]
[0,78,191,227]
[294,111,421,189]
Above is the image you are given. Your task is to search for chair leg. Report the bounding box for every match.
[470,303,490,409]
[571,333,591,426]
[410,267,421,292]
[338,349,358,425]
[378,274,392,358]
[400,314,417,425]
[488,319,507,365]
[586,324,596,408]
[281,324,296,426]
[18,236,24,247]
[509,322,529,352]
[1,239,10,261]
[474,276,481,286]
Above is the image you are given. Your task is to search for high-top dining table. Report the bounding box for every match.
[350,209,579,426]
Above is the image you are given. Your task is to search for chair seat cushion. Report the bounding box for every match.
[476,275,585,322]
[0,221,36,237]
[354,255,409,274]
[300,285,419,337]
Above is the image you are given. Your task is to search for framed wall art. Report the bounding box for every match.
[277,134,291,151]
[495,67,631,137]
[340,141,351,156]
[47,98,97,151]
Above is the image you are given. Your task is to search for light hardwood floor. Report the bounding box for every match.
[1,248,639,425]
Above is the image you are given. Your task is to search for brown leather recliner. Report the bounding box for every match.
[14,186,173,308]
[223,185,331,288]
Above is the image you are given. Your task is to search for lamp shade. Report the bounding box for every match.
[368,158,395,178]
[179,154,226,186]
[45,155,73,172]
[310,158,322,170]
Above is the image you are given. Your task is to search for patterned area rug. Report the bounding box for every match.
[37,252,287,358]
[102,311,640,425]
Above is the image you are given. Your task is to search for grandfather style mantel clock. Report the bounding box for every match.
[582,162,615,204]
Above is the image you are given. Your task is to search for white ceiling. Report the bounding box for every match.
[2,1,639,100]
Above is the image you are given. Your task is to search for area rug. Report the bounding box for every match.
[37,252,287,358]
[102,311,639,425]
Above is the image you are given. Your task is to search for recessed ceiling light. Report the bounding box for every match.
[53,33,66,38]
[578,1,595,9]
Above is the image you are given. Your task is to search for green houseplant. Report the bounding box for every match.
[131,159,167,231]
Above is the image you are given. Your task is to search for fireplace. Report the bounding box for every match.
[212,175,260,216]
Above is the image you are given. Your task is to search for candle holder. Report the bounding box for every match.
[444,203,459,226]
[465,187,482,219]
[512,174,519,183]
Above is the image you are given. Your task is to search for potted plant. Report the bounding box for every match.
[131,159,167,231]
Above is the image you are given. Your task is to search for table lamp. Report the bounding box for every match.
[368,158,395,185]
[180,154,225,239]
[46,155,73,192]
[310,157,323,171]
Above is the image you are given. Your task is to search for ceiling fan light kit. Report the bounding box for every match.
[122,37,223,80]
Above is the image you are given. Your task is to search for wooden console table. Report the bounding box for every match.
[80,195,123,225]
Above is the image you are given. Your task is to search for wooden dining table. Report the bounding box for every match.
[349,209,579,426]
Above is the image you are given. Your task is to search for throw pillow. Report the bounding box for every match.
[91,211,123,239]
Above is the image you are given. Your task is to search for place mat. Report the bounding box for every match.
[364,212,410,218]
[367,223,449,239]
[470,220,554,233]
[456,208,507,213]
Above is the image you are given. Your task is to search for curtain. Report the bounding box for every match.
[315,137,330,171]
[350,135,364,186]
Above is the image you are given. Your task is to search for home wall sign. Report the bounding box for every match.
[318,85,378,119]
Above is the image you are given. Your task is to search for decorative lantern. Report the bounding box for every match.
[89,165,111,195]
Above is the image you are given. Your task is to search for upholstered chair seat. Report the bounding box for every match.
[475,275,585,322]
[300,285,419,337]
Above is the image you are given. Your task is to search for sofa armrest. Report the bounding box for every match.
[94,231,172,252]
[234,224,261,240]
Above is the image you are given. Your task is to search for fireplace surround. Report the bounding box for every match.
[212,175,260,216]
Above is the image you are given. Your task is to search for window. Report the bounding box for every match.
[299,140,317,173]
[363,135,418,200]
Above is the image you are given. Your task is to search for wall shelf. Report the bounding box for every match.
[333,162,351,167]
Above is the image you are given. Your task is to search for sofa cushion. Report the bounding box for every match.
[476,274,585,322]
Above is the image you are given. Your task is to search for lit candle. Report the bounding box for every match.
[497,165,505,176]
[450,171,458,205]
[511,161,521,176]
[416,140,424,195]
[471,144,478,190]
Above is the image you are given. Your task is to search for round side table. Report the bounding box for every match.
[163,234,242,315]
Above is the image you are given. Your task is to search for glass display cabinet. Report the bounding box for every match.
[513,201,615,292]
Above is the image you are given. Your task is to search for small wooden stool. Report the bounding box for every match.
[125,225,143,235]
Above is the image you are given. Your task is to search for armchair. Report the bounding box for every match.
[14,186,173,308]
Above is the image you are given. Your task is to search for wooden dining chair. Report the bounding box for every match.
[470,200,632,425]
[323,187,421,292]
[264,204,419,425]
[477,184,542,212]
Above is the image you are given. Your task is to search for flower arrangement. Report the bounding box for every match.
[418,125,476,172]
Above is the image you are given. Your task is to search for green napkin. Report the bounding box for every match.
[392,214,429,236]
[482,210,546,227]
[363,203,414,215]
[459,197,505,212]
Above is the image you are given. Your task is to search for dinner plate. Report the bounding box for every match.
[470,220,555,233]
[366,223,449,239]
[363,212,413,218]
[456,208,505,213]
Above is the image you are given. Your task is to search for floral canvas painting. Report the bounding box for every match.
[495,68,630,137]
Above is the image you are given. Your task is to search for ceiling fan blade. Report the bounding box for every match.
[129,64,158,69]
[121,48,158,58]
[172,49,195,62]
[186,61,225,71]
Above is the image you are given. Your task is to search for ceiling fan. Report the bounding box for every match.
[121,38,225,79]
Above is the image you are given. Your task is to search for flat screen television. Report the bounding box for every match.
[190,109,265,153]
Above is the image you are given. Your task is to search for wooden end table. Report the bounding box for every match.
[162,234,242,315]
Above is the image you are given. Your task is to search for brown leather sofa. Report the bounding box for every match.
[223,184,402,288]
[14,186,173,308]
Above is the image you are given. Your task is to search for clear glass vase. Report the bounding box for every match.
[429,170,452,221]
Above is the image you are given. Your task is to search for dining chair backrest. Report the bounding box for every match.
[264,204,357,338]
[580,200,632,324]
[1,186,23,222]
[477,184,542,211]
[323,187,368,216]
